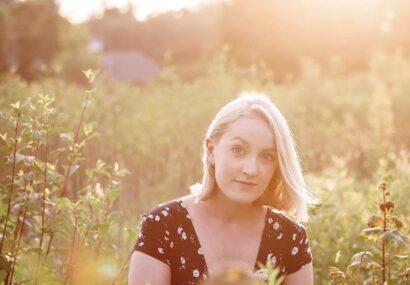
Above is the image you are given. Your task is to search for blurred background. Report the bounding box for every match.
[1,0,410,284]
[1,0,410,83]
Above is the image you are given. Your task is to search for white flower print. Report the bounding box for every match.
[273,222,280,230]
[148,214,153,219]
[155,215,160,221]
[271,255,277,264]
[186,214,191,219]
[165,207,170,211]
[291,246,299,255]
[300,238,304,244]
[142,216,147,221]
[162,210,168,216]
[193,269,200,278]
[198,247,203,255]
[305,239,309,244]
[267,253,276,264]
[138,241,144,246]
[170,242,174,248]
[277,233,283,240]
[178,226,183,235]
[292,234,297,240]
[165,230,170,236]
[268,218,273,224]
[158,248,164,254]
[181,256,186,264]
[181,232,187,240]
[307,247,311,254]
[164,236,169,241]
[203,274,208,280]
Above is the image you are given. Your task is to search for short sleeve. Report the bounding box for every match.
[133,213,171,266]
[283,223,312,274]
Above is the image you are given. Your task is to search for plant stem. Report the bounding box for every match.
[0,113,21,254]
[61,93,89,198]
[7,141,40,285]
[44,93,90,263]
[63,209,77,285]
[382,188,387,283]
[38,127,49,263]
[5,207,28,285]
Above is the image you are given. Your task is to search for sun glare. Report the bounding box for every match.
[57,0,207,23]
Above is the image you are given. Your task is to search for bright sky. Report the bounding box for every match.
[57,0,211,23]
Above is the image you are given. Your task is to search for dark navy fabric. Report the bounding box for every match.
[134,199,312,284]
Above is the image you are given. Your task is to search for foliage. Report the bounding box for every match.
[0,1,97,83]
[7,0,60,81]
[0,55,409,284]
[327,179,409,284]
[0,72,132,284]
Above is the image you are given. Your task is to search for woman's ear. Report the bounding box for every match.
[205,138,215,165]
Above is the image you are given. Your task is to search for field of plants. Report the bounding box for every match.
[1,52,409,284]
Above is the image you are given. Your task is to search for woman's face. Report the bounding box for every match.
[207,115,277,204]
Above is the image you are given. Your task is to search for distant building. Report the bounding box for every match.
[101,50,161,84]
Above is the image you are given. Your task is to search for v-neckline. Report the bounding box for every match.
[176,199,269,277]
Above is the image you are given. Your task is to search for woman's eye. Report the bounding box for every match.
[232,146,244,155]
[264,153,274,161]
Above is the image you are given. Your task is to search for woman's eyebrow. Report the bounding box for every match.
[231,136,277,151]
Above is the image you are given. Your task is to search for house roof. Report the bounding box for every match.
[101,50,161,83]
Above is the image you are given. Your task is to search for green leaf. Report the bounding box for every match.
[59,132,74,143]
[82,69,99,83]
[116,168,131,177]
[10,101,20,110]
[125,228,137,240]
[108,211,122,223]
[349,251,373,267]
[96,159,106,170]
[380,230,408,247]
[83,121,97,136]
[66,164,80,177]
[106,189,120,202]
[15,153,35,164]
[56,197,73,210]
[362,227,384,235]
[49,147,66,157]
[98,223,109,235]
[85,169,94,178]
[0,254,12,273]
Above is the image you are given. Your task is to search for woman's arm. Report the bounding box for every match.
[128,251,171,285]
[282,262,313,285]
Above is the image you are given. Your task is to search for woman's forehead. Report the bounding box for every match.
[221,116,276,149]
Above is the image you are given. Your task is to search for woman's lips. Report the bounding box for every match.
[235,180,258,186]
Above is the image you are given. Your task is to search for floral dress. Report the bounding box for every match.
[133,199,312,285]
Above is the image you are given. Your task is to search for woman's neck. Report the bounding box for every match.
[194,190,264,225]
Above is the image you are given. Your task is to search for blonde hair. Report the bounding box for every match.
[190,92,316,222]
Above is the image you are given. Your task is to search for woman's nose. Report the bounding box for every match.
[241,156,258,176]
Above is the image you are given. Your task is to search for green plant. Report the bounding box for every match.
[0,71,132,284]
[329,180,409,284]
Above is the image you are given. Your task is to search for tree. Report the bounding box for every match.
[10,0,60,81]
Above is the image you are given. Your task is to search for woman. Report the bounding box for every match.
[128,93,316,285]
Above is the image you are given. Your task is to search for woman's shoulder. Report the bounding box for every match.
[266,206,308,234]
[140,196,189,220]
